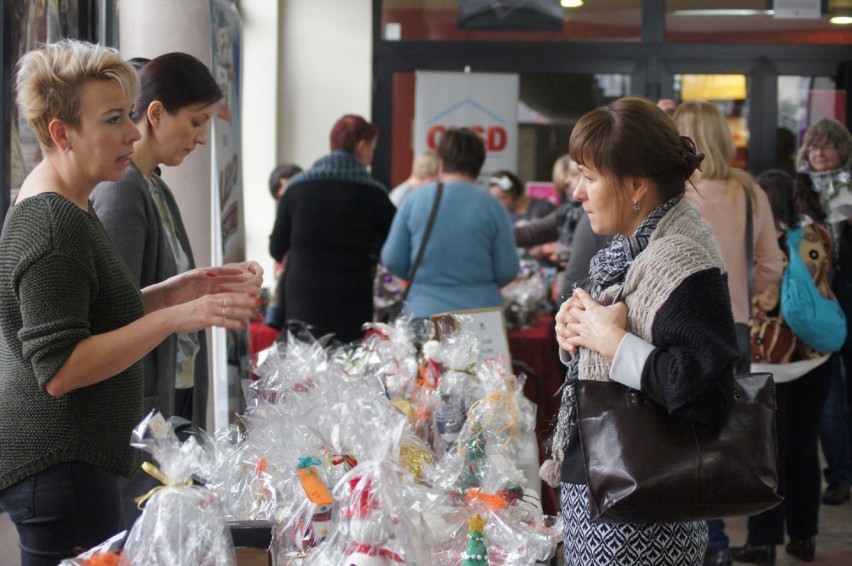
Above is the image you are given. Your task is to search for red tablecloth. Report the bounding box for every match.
[508,313,564,516]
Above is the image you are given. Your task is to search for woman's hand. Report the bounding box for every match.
[169,291,257,334]
[146,262,264,312]
[221,261,264,294]
[555,287,628,361]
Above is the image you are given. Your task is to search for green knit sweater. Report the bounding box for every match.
[0,193,144,491]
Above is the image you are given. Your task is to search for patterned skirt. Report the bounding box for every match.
[560,482,708,566]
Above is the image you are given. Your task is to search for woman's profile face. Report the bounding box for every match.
[573,164,630,236]
[154,102,215,167]
[66,79,141,184]
[807,137,843,172]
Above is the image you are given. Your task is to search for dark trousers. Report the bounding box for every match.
[748,354,837,545]
[0,461,124,566]
[819,271,852,487]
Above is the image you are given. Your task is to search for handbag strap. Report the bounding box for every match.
[745,187,754,305]
[400,182,444,301]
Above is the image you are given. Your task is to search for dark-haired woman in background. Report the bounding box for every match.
[269,114,395,343]
[90,52,262,525]
[93,52,261,430]
[264,162,303,330]
[488,169,555,225]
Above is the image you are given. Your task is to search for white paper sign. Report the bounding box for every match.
[432,307,512,373]
[414,71,519,178]
[773,0,821,19]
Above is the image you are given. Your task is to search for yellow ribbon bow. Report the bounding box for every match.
[134,461,194,509]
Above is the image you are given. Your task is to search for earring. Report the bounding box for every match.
[63,145,71,153]
[632,201,641,213]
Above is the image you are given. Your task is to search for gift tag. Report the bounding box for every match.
[147,411,169,439]
[297,467,333,507]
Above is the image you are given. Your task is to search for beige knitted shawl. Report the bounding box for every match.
[576,199,726,381]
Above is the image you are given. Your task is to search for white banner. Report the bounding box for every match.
[414,71,519,179]
[210,0,248,427]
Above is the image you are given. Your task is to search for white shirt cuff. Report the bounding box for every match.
[609,333,655,391]
[559,347,572,366]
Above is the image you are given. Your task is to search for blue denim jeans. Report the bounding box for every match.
[819,361,852,487]
[0,461,124,566]
[706,518,729,549]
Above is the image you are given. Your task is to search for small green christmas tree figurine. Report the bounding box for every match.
[462,513,488,565]
[459,422,486,491]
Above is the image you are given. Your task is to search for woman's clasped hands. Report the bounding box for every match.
[554,287,628,361]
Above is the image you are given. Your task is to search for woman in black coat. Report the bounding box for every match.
[269,114,395,343]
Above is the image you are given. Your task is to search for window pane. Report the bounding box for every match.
[665,0,852,45]
[381,0,642,42]
[674,73,750,170]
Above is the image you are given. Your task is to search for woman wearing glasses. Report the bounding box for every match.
[796,118,852,510]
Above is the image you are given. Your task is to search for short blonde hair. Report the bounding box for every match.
[551,154,573,187]
[16,39,139,149]
[411,150,439,180]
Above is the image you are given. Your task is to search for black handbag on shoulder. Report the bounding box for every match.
[575,372,782,524]
[380,183,444,323]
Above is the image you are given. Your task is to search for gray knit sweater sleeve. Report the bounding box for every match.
[0,193,145,491]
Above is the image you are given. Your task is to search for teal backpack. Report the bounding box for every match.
[780,227,847,353]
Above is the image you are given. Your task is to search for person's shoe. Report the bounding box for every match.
[703,547,732,566]
[730,543,776,565]
[821,482,850,505]
[785,537,816,562]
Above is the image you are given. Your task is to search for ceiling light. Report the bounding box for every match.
[561,0,583,8]
[830,14,852,23]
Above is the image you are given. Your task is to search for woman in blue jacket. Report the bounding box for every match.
[381,127,519,318]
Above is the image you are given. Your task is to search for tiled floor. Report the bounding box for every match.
[2,502,851,565]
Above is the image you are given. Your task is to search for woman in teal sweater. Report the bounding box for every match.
[381,127,519,318]
[0,40,258,566]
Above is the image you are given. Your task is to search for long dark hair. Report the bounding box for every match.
[756,169,796,230]
[130,52,222,125]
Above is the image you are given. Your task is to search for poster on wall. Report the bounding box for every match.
[414,71,519,180]
[8,0,79,206]
[210,0,248,423]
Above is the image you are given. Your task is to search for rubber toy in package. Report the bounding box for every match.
[358,318,420,401]
[302,461,435,566]
[440,507,561,566]
[121,410,236,566]
[501,259,548,329]
[465,361,535,455]
[435,446,560,564]
[59,531,125,566]
[246,334,328,411]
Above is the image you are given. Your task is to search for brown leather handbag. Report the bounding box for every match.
[575,372,782,524]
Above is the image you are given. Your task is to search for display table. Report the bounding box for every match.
[508,313,564,517]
